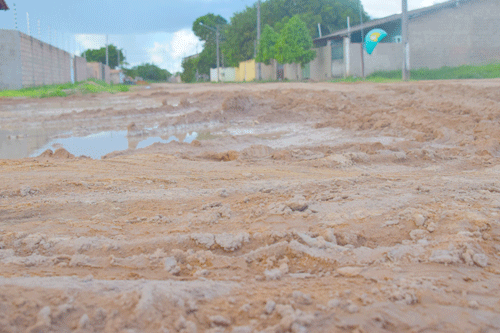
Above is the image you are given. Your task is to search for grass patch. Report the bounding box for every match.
[0,79,130,98]
[331,62,500,83]
[331,76,400,83]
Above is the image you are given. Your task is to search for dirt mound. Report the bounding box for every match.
[38,149,54,158]
[53,148,75,159]
[221,94,255,115]
[200,150,239,162]
[127,122,138,131]
[37,148,75,159]
[241,145,274,159]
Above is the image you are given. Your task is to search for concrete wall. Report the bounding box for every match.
[210,67,236,82]
[110,70,121,84]
[87,62,111,83]
[0,30,73,89]
[87,62,102,80]
[19,32,71,87]
[236,59,256,82]
[103,65,110,84]
[259,60,277,81]
[409,0,500,69]
[310,44,332,81]
[74,56,88,82]
[283,63,302,81]
[346,42,403,77]
[0,30,22,90]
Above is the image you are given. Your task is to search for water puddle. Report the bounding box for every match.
[28,131,198,159]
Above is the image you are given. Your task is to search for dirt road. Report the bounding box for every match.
[1,80,500,332]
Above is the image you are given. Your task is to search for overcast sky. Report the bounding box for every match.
[0,0,447,73]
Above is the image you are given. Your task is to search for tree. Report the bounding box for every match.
[123,63,171,82]
[222,0,369,64]
[193,13,227,42]
[275,16,316,79]
[180,57,198,83]
[191,14,228,76]
[256,24,279,65]
[82,44,125,69]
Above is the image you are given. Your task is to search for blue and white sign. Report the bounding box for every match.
[364,29,388,55]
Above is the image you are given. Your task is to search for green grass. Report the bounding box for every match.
[0,79,130,98]
[332,62,500,83]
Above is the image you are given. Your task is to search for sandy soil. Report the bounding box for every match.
[1,80,500,333]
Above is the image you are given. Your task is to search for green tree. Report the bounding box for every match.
[275,15,316,79]
[123,63,171,82]
[256,24,279,65]
[191,14,228,76]
[180,57,199,83]
[82,44,125,69]
[193,13,227,42]
[222,0,368,64]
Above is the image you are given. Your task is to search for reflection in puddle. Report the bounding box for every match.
[0,129,54,160]
[29,130,198,160]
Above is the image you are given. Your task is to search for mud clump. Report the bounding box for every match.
[221,94,254,115]
[53,148,75,159]
[38,148,75,159]
[127,122,138,131]
[38,149,54,158]
[191,140,202,147]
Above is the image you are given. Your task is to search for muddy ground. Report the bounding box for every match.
[1,80,500,333]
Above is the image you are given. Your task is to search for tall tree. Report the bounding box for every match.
[256,24,279,65]
[181,57,199,83]
[192,13,228,76]
[275,15,316,79]
[222,0,368,64]
[193,13,227,42]
[82,44,125,69]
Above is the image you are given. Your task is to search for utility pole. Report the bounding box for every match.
[346,16,351,78]
[216,26,220,82]
[117,47,120,69]
[402,0,410,81]
[105,34,109,67]
[358,0,365,78]
[257,0,261,81]
[200,22,221,82]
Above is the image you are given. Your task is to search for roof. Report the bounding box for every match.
[315,0,472,42]
[183,53,201,61]
[0,0,9,10]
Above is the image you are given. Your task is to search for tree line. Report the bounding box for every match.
[82,45,172,82]
[182,0,369,82]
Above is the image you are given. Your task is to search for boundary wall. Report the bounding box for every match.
[87,62,111,83]
[74,56,88,82]
[1,29,112,90]
[19,31,71,87]
[0,30,71,89]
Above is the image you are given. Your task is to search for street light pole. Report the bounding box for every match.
[402,0,410,81]
[200,22,221,83]
[257,0,261,81]
[216,25,220,83]
[358,0,365,78]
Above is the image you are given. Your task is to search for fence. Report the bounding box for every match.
[0,29,111,90]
